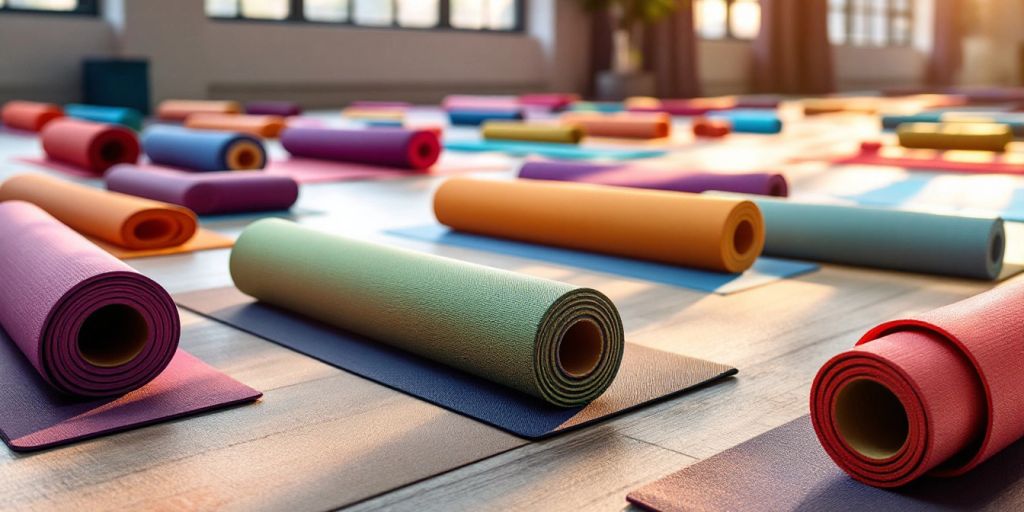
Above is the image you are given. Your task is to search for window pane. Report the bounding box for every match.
[486,0,516,30]
[354,0,392,26]
[305,0,349,22]
[206,0,238,17]
[397,0,437,27]
[892,15,910,44]
[729,0,760,39]
[828,11,845,44]
[9,0,77,10]
[694,0,727,39]
[240,0,288,19]
[869,12,887,46]
[451,0,484,29]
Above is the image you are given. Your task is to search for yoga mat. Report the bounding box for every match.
[626,96,737,116]
[143,125,266,172]
[281,127,441,170]
[692,117,731,137]
[65,103,143,131]
[942,112,1024,136]
[559,112,671,139]
[714,194,1005,280]
[443,140,666,160]
[811,282,1024,487]
[40,118,140,174]
[1,101,63,132]
[184,113,286,138]
[342,107,406,121]
[387,224,818,294]
[230,220,623,407]
[156,99,242,121]
[0,202,259,450]
[443,95,520,111]
[897,122,1012,152]
[264,153,509,184]
[881,112,945,130]
[176,287,736,439]
[0,174,232,258]
[707,110,783,134]
[482,121,583,144]
[350,100,413,109]
[435,178,764,273]
[567,102,625,113]
[519,93,579,111]
[519,161,789,197]
[626,417,1024,512]
[448,109,524,126]
[832,141,1024,175]
[245,100,301,117]
[105,165,299,215]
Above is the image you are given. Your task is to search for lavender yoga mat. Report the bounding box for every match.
[105,164,299,215]
[280,126,441,170]
[518,161,789,197]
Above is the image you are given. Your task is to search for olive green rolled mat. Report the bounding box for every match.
[176,219,736,438]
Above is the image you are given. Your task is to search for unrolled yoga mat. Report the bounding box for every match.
[143,125,267,172]
[0,174,233,259]
[559,112,671,139]
[443,140,666,160]
[245,100,301,117]
[156,99,242,121]
[65,104,143,131]
[1,101,63,132]
[519,161,788,197]
[41,118,140,174]
[831,141,1024,175]
[0,202,259,451]
[281,127,441,170]
[626,417,1024,512]
[715,194,1005,280]
[184,113,286,138]
[435,178,764,273]
[105,165,299,215]
[264,152,509,184]
[811,282,1024,487]
[387,224,818,294]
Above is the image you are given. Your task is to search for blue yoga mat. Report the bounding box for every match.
[708,110,783,134]
[387,225,818,294]
[142,125,266,172]
[839,175,1024,223]
[443,140,666,161]
[448,109,523,126]
[65,104,144,131]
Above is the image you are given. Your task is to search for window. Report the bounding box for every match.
[694,0,761,40]
[829,0,913,46]
[206,0,523,31]
[0,0,97,14]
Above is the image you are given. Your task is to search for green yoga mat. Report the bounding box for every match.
[230,219,625,407]
[712,195,1005,280]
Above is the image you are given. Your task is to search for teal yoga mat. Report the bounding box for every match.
[443,140,665,161]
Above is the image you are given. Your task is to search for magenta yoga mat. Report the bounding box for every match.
[280,126,441,170]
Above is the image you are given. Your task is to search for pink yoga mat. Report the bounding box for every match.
[280,127,441,170]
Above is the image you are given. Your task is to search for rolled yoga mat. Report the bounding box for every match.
[448,109,523,126]
[142,125,266,172]
[0,201,179,397]
[519,93,579,111]
[184,113,286,138]
[230,219,624,407]
[0,173,197,250]
[692,117,732,137]
[896,122,1013,152]
[2,101,63,132]
[156,99,242,121]
[717,195,1004,280]
[435,178,765,273]
[482,122,583,144]
[245,100,302,117]
[40,118,140,174]
[65,104,144,131]
[105,165,299,215]
[280,126,441,170]
[558,112,671,139]
[810,282,1024,487]
[519,161,788,197]
[707,110,783,134]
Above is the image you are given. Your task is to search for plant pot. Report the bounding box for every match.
[595,71,655,101]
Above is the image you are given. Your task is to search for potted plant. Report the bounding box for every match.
[579,0,678,99]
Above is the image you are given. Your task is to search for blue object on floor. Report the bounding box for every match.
[65,104,144,131]
[444,140,666,161]
[708,110,783,134]
[448,109,523,126]
[82,59,151,115]
[142,125,266,172]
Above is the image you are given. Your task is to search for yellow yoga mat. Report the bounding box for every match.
[481,122,584,144]
[434,178,764,273]
[897,122,1013,152]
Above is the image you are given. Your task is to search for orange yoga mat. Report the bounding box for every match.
[1,101,63,132]
[560,112,671,139]
[0,174,232,258]
[156,100,242,121]
[184,113,286,138]
[434,178,764,273]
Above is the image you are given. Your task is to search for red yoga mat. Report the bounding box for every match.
[1,101,63,132]
[41,118,140,174]
[811,282,1024,488]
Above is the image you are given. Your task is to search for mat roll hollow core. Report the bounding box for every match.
[2,101,64,132]
[435,178,764,273]
[41,118,140,174]
[281,126,441,170]
[142,125,266,172]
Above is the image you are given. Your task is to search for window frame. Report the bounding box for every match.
[0,0,98,16]
[207,0,526,34]
[695,0,761,41]
[830,0,914,47]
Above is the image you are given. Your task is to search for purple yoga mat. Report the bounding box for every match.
[0,201,178,397]
[518,161,789,197]
[105,164,299,215]
[245,101,302,116]
[280,127,442,170]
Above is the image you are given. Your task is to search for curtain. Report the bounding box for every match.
[752,0,834,94]
[926,0,964,86]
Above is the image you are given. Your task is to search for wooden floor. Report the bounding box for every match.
[0,108,1018,511]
